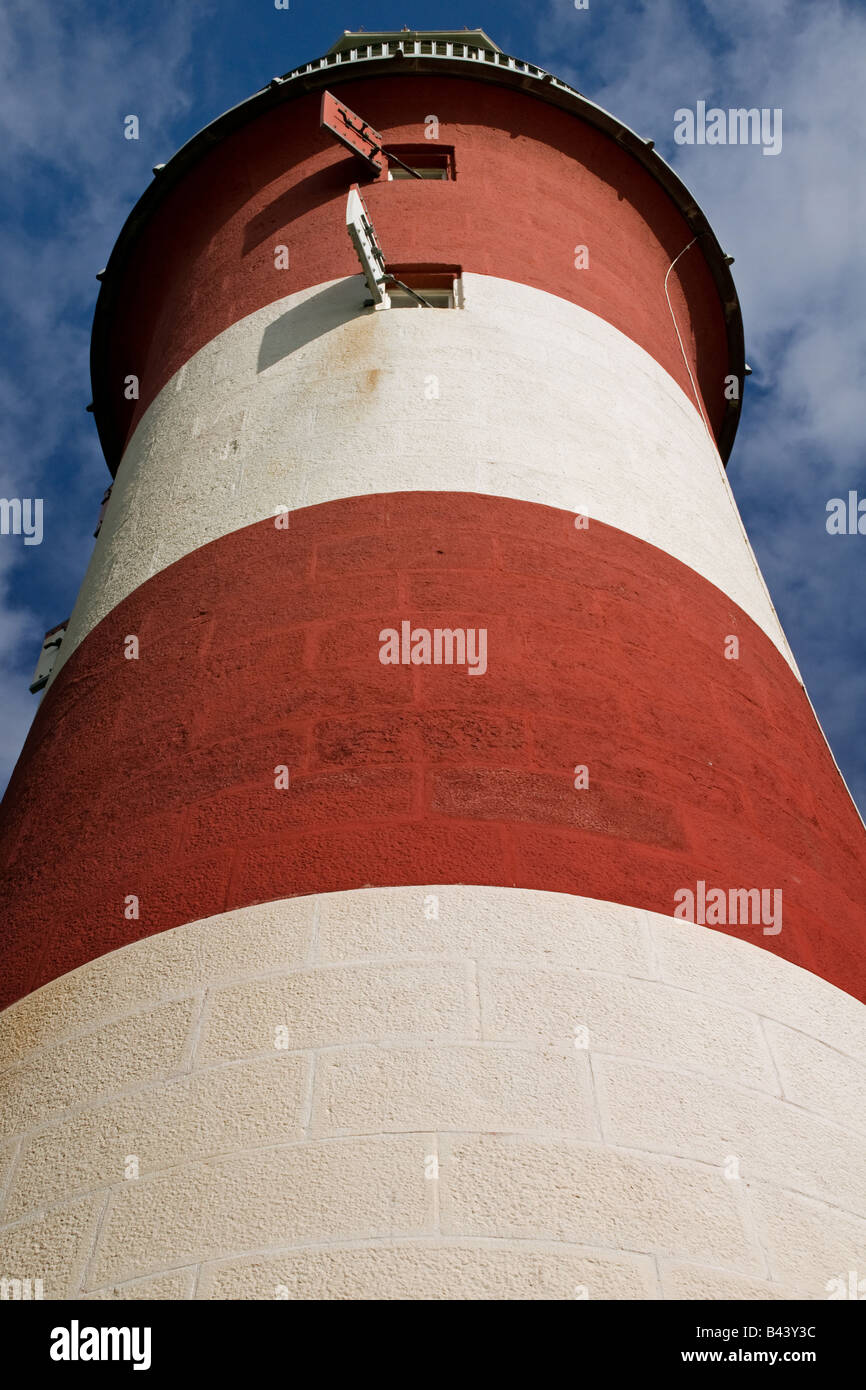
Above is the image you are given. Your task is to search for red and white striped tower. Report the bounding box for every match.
[2,31,865,1301]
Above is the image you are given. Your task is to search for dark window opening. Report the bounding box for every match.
[385,264,463,309]
[386,145,455,180]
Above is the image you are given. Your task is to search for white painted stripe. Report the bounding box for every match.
[2,887,862,1298]
[58,275,797,676]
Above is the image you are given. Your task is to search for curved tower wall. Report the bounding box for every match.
[1,44,864,1300]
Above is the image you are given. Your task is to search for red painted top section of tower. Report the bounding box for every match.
[91,72,736,468]
[1,494,863,1010]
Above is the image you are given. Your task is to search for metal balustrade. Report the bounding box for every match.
[269,40,576,98]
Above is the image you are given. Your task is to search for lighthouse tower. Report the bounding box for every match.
[1,32,865,1301]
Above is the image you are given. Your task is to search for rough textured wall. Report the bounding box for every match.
[1,492,863,1010]
[95,73,730,460]
[1,890,864,1299]
[63,279,787,675]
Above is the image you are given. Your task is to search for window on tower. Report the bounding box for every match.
[385,264,463,308]
[386,146,455,180]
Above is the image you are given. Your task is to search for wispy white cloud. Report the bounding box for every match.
[0,0,201,787]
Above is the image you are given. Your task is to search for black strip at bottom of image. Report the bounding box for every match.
[8,1297,861,1374]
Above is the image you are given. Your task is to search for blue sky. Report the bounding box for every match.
[1,0,864,815]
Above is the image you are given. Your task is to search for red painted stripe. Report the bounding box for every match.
[1,493,863,1009]
[98,74,729,463]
